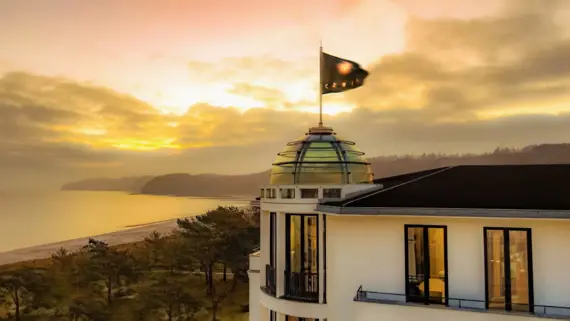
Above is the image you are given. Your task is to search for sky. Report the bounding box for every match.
[1,0,570,189]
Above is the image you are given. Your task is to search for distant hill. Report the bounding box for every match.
[62,143,570,197]
[140,172,270,197]
[61,176,154,192]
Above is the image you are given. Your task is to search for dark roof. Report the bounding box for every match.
[372,167,449,188]
[324,165,570,211]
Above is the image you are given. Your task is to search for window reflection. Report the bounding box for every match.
[286,214,319,301]
[290,215,302,273]
[487,230,505,310]
[510,230,530,312]
[288,215,318,273]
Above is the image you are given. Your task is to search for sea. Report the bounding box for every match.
[0,190,251,253]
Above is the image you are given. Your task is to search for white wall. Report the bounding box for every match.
[326,215,570,321]
[249,253,261,321]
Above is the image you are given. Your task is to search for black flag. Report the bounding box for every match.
[321,52,369,94]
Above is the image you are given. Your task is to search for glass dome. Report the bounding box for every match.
[270,126,374,185]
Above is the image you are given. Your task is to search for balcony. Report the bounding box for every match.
[354,286,570,320]
[265,265,276,296]
[284,271,319,302]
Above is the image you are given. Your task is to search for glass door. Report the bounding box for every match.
[485,228,533,312]
[405,225,448,305]
[285,214,319,301]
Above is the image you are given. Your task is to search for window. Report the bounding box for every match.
[270,310,277,321]
[266,212,277,295]
[266,188,276,199]
[484,228,533,313]
[260,189,265,198]
[300,188,319,199]
[280,188,295,199]
[285,214,319,301]
[405,225,448,305]
[322,188,341,198]
[269,213,276,267]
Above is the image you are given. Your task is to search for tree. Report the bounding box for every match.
[143,231,165,271]
[83,238,140,305]
[52,247,75,273]
[0,268,55,321]
[178,206,259,321]
[177,216,218,295]
[162,232,187,276]
[138,275,201,321]
[68,297,110,321]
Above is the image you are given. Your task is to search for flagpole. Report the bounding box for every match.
[318,40,323,127]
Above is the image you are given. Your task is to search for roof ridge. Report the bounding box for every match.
[343,166,456,207]
[372,167,447,183]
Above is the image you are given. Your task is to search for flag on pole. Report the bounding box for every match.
[321,52,369,94]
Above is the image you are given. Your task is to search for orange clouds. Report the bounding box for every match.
[2,0,570,190]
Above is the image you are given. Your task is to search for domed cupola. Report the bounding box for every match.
[270,126,373,185]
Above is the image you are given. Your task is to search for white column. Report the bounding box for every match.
[260,211,269,286]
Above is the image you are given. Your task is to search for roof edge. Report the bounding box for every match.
[315,205,570,219]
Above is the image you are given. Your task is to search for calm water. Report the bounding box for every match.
[0,190,249,252]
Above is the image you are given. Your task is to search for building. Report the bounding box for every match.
[248,125,570,321]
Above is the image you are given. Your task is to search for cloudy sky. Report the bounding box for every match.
[1,0,570,189]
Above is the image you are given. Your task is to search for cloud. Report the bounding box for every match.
[346,0,570,122]
[227,83,288,107]
[188,56,314,84]
[2,0,570,189]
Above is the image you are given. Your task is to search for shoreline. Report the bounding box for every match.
[0,193,255,267]
[0,218,181,266]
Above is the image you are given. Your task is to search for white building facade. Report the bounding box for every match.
[248,127,570,321]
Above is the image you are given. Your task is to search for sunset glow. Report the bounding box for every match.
[1,0,570,186]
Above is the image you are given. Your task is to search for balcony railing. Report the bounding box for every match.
[355,286,570,319]
[284,270,319,302]
[265,265,276,296]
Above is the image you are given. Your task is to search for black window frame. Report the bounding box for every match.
[300,188,319,199]
[269,212,277,267]
[280,188,296,199]
[284,213,319,302]
[483,227,534,313]
[322,188,341,199]
[270,310,277,321]
[323,214,327,304]
[404,224,449,306]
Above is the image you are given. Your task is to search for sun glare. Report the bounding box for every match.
[107,138,181,151]
[296,102,353,116]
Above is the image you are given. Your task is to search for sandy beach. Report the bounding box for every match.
[0,218,181,266]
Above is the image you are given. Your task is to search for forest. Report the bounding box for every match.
[0,206,260,321]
